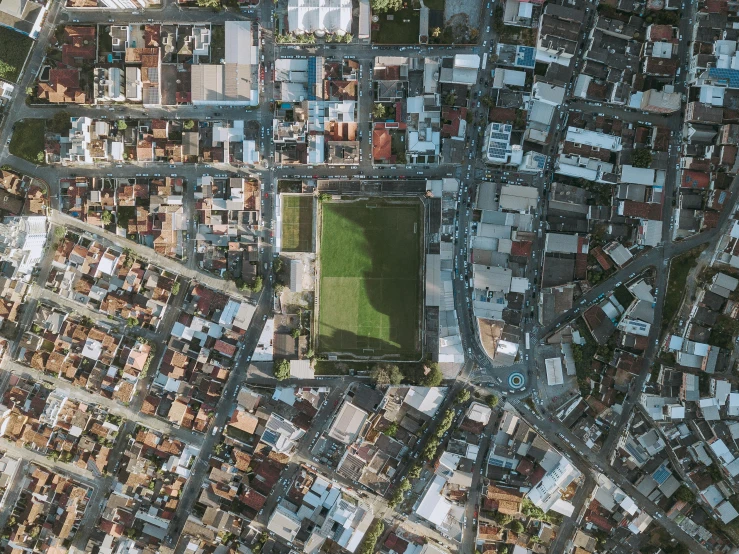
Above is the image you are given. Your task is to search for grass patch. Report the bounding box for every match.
[278,180,303,193]
[317,200,422,357]
[0,27,32,83]
[372,8,420,44]
[211,25,225,63]
[116,205,135,231]
[9,119,45,164]
[281,195,313,252]
[314,360,374,375]
[662,247,705,332]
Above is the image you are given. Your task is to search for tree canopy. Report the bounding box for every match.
[372,103,387,120]
[455,390,471,404]
[274,359,290,380]
[674,485,695,503]
[0,60,15,80]
[371,363,403,386]
[631,148,652,168]
[357,520,384,554]
[509,520,524,533]
[422,363,443,387]
[196,0,221,8]
[371,0,402,13]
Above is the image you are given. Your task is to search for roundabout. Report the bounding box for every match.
[508,372,525,389]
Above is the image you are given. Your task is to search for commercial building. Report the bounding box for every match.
[191,22,259,106]
[328,402,369,445]
[287,0,353,35]
[483,122,523,165]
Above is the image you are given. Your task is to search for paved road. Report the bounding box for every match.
[510,400,710,554]
[0,1,713,552]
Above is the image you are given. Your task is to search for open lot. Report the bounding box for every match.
[372,8,420,44]
[9,119,45,164]
[281,194,314,252]
[0,27,33,83]
[317,200,422,358]
[663,246,705,331]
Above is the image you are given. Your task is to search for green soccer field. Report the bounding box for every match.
[317,200,422,357]
[281,195,314,252]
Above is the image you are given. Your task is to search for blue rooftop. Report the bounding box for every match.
[709,67,739,89]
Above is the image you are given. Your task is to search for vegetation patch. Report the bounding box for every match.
[317,200,422,358]
[662,246,705,331]
[281,195,314,252]
[372,7,420,44]
[9,119,46,165]
[0,27,32,83]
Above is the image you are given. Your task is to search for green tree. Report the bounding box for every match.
[48,111,72,134]
[318,192,332,202]
[291,328,301,339]
[422,440,438,459]
[171,282,181,295]
[631,148,652,168]
[36,152,45,164]
[674,485,695,503]
[388,488,404,507]
[422,363,443,387]
[273,257,284,274]
[509,520,524,533]
[0,60,16,80]
[385,422,398,437]
[196,0,221,8]
[408,464,421,479]
[487,394,499,408]
[101,210,112,224]
[126,317,139,327]
[183,119,195,130]
[372,103,387,120]
[493,512,512,525]
[371,0,402,13]
[389,481,411,508]
[357,520,384,554]
[117,120,128,130]
[54,226,66,240]
[371,363,403,386]
[274,359,290,380]
[252,276,264,293]
[455,389,470,404]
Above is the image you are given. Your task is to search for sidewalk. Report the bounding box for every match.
[50,210,253,302]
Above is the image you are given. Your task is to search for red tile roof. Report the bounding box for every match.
[591,247,612,270]
[511,240,533,257]
[644,57,678,76]
[62,26,96,67]
[372,127,392,162]
[621,200,662,220]
[240,488,267,511]
[647,24,675,42]
[214,340,237,356]
[681,170,710,189]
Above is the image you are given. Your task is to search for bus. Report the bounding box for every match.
[525,333,530,350]
[482,53,488,70]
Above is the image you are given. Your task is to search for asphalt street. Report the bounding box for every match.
[0,0,718,550]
